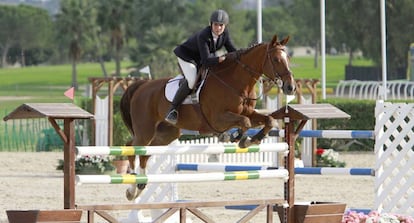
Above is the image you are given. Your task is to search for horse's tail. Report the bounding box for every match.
[120,80,148,136]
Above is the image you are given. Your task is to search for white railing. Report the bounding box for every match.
[335,80,414,100]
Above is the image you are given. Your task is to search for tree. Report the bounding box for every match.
[55,0,97,89]
[127,0,253,78]
[327,1,379,66]
[327,0,414,74]
[131,24,186,78]
[18,5,53,67]
[245,7,296,45]
[0,5,53,67]
[127,0,188,77]
[289,0,320,67]
[96,0,133,76]
[384,0,414,71]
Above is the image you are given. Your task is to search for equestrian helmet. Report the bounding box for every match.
[210,9,229,25]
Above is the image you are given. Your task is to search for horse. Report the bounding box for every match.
[120,34,295,200]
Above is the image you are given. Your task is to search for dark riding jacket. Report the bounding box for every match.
[174,26,237,68]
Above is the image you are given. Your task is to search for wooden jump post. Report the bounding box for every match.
[3,103,93,209]
[270,103,350,223]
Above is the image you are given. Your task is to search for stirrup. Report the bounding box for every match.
[165,109,178,125]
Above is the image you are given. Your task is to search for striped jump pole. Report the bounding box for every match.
[294,167,375,176]
[176,163,374,176]
[176,163,271,172]
[296,130,374,139]
[75,169,289,185]
[265,129,374,139]
[181,129,374,139]
[76,143,288,157]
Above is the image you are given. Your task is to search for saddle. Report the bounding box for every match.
[164,68,209,104]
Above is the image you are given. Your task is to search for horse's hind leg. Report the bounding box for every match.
[125,120,157,201]
[126,122,180,201]
[126,155,151,200]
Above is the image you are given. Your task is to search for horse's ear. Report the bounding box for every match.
[280,36,290,46]
[271,35,278,46]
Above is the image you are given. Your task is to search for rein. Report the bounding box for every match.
[210,43,285,102]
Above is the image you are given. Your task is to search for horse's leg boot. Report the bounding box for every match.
[165,80,192,125]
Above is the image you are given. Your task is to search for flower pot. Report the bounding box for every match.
[113,160,129,174]
[276,201,346,223]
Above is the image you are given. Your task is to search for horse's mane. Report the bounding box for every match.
[208,42,266,71]
[228,42,265,59]
[238,42,265,54]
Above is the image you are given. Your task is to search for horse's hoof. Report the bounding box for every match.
[238,135,252,148]
[126,188,138,201]
[137,183,146,190]
[230,129,243,142]
[217,132,231,142]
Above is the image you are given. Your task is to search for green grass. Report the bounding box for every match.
[0,62,133,112]
[0,62,133,93]
[0,56,373,112]
[290,55,374,88]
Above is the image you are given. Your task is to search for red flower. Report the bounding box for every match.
[316,148,325,156]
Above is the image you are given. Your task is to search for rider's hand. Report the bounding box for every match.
[224,52,237,61]
[219,55,226,63]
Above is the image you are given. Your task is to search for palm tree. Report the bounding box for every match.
[134,24,186,78]
[96,0,132,76]
[55,0,97,89]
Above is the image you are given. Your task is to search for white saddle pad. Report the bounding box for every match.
[165,75,202,104]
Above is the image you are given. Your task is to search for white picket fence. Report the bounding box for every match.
[177,136,280,166]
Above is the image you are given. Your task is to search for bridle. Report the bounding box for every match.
[208,43,289,99]
[234,43,287,89]
[263,43,288,88]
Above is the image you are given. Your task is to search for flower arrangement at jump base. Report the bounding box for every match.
[56,155,116,174]
[316,148,346,167]
[342,210,414,223]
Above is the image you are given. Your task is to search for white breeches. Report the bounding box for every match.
[178,57,197,89]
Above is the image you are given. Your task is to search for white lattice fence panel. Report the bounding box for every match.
[177,136,279,166]
[375,101,414,216]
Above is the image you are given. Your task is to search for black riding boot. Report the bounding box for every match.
[165,80,192,125]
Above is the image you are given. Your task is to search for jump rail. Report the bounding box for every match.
[76,169,289,185]
[176,163,375,176]
[76,143,288,156]
[182,129,375,139]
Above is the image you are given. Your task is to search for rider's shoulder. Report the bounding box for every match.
[197,26,212,37]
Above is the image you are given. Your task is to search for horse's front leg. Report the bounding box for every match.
[215,112,253,148]
[216,111,276,147]
[126,155,150,201]
[247,112,277,144]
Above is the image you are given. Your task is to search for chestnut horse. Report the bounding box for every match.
[120,35,295,200]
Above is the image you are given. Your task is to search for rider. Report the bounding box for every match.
[165,9,237,125]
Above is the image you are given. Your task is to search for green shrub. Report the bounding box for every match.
[316,99,376,151]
